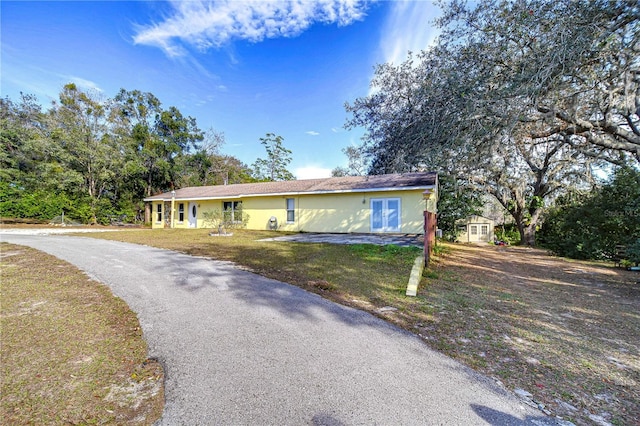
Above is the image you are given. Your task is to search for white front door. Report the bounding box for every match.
[188,202,197,228]
[371,198,401,232]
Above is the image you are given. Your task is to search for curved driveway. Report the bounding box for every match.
[1,234,558,425]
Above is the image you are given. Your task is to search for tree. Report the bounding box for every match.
[436,175,484,241]
[252,133,294,181]
[332,145,368,177]
[436,0,640,162]
[0,94,47,187]
[113,89,204,222]
[539,166,640,260]
[1,87,209,224]
[344,0,633,244]
[49,83,121,223]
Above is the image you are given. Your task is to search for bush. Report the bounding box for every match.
[495,224,520,245]
[0,182,73,220]
[626,239,640,265]
[539,166,640,261]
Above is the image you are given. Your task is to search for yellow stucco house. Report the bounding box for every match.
[144,172,438,234]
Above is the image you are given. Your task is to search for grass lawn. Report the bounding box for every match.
[74,229,639,424]
[0,243,164,425]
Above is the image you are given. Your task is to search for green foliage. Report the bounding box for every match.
[345,0,639,246]
[437,175,483,241]
[1,86,252,224]
[539,167,640,260]
[348,244,421,264]
[202,209,224,229]
[202,206,249,230]
[0,182,72,220]
[626,239,640,265]
[251,133,294,181]
[432,243,449,257]
[494,224,521,245]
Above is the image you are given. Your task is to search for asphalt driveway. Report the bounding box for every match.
[1,234,560,425]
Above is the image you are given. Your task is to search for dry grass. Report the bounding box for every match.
[84,229,422,309]
[0,243,164,425]
[81,229,640,425]
[416,243,640,426]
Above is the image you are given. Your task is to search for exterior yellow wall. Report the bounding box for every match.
[244,191,428,233]
[151,189,432,233]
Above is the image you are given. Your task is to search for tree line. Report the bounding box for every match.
[345,0,640,251]
[1,85,294,224]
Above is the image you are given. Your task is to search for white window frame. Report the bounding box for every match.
[223,201,242,224]
[156,203,162,223]
[286,198,295,223]
[177,203,184,223]
[370,198,401,232]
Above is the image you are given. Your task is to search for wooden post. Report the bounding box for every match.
[424,211,437,266]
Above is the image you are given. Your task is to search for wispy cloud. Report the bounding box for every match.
[134,0,374,57]
[379,0,442,65]
[306,130,320,136]
[66,76,103,93]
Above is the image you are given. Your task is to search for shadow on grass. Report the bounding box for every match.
[420,243,640,425]
[471,404,557,425]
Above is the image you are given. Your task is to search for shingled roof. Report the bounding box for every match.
[144,172,437,201]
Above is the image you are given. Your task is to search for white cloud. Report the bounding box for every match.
[306,130,320,136]
[295,166,332,179]
[380,0,442,65]
[67,76,103,93]
[134,0,374,57]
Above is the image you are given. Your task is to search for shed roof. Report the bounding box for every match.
[144,172,437,201]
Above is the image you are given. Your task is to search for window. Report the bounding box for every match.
[370,198,401,232]
[178,203,184,222]
[286,198,295,222]
[223,201,242,223]
[481,225,488,235]
[156,203,162,222]
[470,225,478,235]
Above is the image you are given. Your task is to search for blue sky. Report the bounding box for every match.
[1,1,441,179]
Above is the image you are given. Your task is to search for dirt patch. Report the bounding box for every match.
[0,243,164,425]
[417,243,639,425]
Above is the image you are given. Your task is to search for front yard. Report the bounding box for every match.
[79,229,640,424]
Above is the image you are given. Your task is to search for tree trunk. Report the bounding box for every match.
[523,224,536,246]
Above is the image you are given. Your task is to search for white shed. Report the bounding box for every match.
[457,215,495,243]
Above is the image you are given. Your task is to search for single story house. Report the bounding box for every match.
[456,215,495,243]
[144,172,438,234]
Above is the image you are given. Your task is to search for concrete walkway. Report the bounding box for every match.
[1,234,560,425]
[260,232,423,247]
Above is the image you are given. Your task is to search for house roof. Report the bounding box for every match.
[144,172,437,201]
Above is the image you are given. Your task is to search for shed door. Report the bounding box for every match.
[371,198,401,233]
[468,223,490,242]
[188,202,197,228]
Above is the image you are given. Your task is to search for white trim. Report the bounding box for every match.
[370,197,402,233]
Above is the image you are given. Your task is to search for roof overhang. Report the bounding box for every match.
[143,184,437,202]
